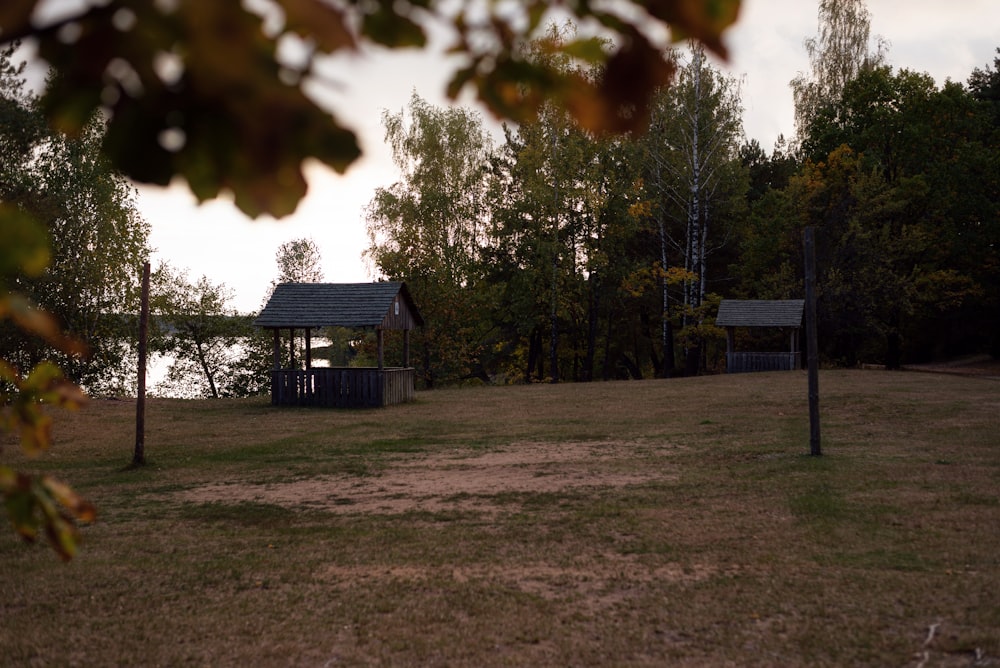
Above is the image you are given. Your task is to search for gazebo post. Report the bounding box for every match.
[289,328,295,369]
[403,329,410,367]
[305,328,312,369]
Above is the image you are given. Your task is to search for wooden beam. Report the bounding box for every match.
[403,329,410,367]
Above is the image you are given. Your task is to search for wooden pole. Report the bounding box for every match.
[803,227,821,456]
[403,329,410,367]
[133,261,150,467]
[305,328,312,369]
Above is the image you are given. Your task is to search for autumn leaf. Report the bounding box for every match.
[645,0,742,58]
[8,0,741,218]
[276,0,356,53]
[0,1,35,38]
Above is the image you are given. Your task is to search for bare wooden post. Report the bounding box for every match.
[803,227,821,456]
[133,261,150,467]
[305,328,312,369]
[289,328,295,368]
[403,328,410,367]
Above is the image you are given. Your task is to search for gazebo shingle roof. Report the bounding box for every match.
[716,299,804,328]
[254,282,423,329]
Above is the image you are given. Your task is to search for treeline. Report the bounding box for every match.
[367,38,1000,386]
[3,29,997,397]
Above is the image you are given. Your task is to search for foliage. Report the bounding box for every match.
[790,0,887,152]
[483,26,657,383]
[0,359,92,561]
[637,44,747,374]
[0,0,741,219]
[271,237,324,287]
[1,43,146,558]
[1,62,150,395]
[365,92,496,386]
[150,264,263,399]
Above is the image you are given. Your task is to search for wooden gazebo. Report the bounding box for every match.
[254,282,423,407]
[716,299,804,373]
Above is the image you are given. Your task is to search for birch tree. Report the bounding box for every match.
[642,45,745,375]
[790,0,887,153]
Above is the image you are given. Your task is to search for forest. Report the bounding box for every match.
[2,5,998,398]
[366,30,1000,387]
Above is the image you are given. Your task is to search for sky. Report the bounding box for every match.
[134,0,1000,313]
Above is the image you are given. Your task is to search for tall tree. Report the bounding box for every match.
[640,44,746,375]
[790,0,886,153]
[273,238,324,285]
[365,92,495,386]
[489,26,601,383]
[0,52,150,394]
[739,59,999,367]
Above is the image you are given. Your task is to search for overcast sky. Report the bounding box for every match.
[137,0,1000,313]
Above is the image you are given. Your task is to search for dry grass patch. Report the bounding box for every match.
[2,370,998,666]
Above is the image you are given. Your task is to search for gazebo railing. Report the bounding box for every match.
[270,367,416,407]
[726,352,801,374]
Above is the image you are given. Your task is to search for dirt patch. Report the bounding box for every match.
[175,440,678,515]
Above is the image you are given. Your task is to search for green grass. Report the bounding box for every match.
[1,369,998,666]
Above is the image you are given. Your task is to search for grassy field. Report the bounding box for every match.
[2,369,998,666]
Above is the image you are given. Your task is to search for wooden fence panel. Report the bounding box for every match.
[726,352,801,374]
[270,368,416,407]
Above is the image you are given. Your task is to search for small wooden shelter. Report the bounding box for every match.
[716,299,804,373]
[254,282,423,407]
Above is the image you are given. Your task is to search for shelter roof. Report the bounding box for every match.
[716,299,804,328]
[254,282,423,329]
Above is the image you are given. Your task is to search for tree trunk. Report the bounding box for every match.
[194,335,219,399]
